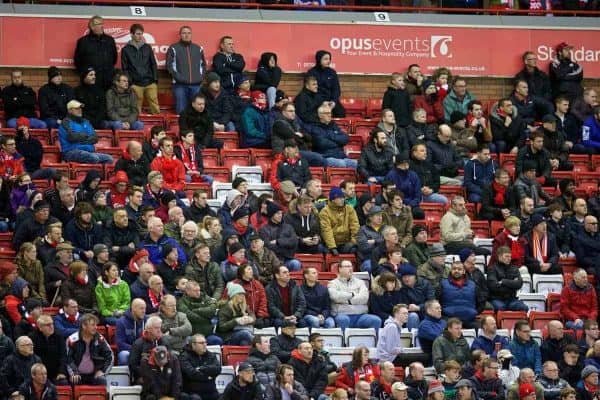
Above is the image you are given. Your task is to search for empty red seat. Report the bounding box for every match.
[56,385,72,400]
[204,167,230,183]
[309,167,325,182]
[221,149,250,169]
[115,130,146,148]
[326,167,356,186]
[73,385,106,400]
[201,148,219,167]
[497,311,527,331]
[333,118,352,134]
[529,311,561,330]
[41,145,61,164]
[222,345,251,367]
[251,148,274,174]
[353,121,377,145]
[215,132,240,150]
[30,128,52,145]
[295,253,325,271]
[367,98,383,119]
[339,98,367,118]
[69,163,104,181]
[471,220,490,238]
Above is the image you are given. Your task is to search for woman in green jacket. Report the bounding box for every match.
[15,242,46,303]
[217,282,255,345]
[95,261,131,325]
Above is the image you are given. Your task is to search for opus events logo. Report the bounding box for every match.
[329,34,453,59]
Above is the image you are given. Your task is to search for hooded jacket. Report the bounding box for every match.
[241,105,270,148]
[212,51,246,93]
[139,350,182,399]
[288,349,328,399]
[294,87,325,125]
[254,52,282,92]
[0,351,43,396]
[307,50,341,102]
[384,168,421,208]
[370,275,403,322]
[38,80,74,120]
[121,40,158,87]
[179,102,216,148]
[74,73,107,129]
[487,260,523,302]
[106,85,139,124]
[319,202,360,250]
[464,157,498,197]
[382,86,412,127]
[469,370,505,400]
[166,40,207,85]
[247,347,281,385]
[1,83,38,120]
[179,345,221,399]
[95,278,130,318]
[58,115,97,154]
[549,57,583,100]
[115,310,146,352]
[443,89,476,122]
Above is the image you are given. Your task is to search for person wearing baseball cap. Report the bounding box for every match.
[455,379,475,400]
[220,360,262,400]
[139,345,182,399]
[320,186,359,256]
[550,42,583,101]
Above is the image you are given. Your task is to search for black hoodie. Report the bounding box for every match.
[38,78,74,120]
[74,68,107,129]
[307,50,341,102]
[254,52,282,92]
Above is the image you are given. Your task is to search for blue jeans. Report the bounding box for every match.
[361,259,372,273]
[266,86,277,109]
[0,221,9,232]
[422,192,449,205]
[44,118,60,129]
[491,299,528,312]
[118,350,130,366]
[7,117,47,129]
[102,316,119,326]
[30,168,56,180]
[302,314,336,328]
[300,151,326,167]
[335,314,381,330]
[227,329,253,345]
[566,320,584,330]
[326,157,358,169]
[207,335,223,346]
[468,193,482,203]
[63,149,113,164]
[173,83,201,114]
[285,258,302,271]
[106,120,144,131]
[407,312,420,331]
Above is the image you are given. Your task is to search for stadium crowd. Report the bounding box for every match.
[0,13,599,400]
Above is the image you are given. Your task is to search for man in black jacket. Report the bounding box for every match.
[212,36,246,95]
[30,314,68,385]
[73,67,107,129]
[38,67,75,129]
[265,266,306,329]
[114,141,150,187]
[1,70,47,128]
[179,94,222,149]
[490,98,526,155]
[121,23,159,115]
[427,124,463,186]
[486,246,527,312]
[288,341,328,400]
[514,51,552,102]
[179,334,222,400]
[221,362,264,400]
[275,141,312,190]
[0,336,42,398]
[74,16,117,91]
[270,322,303,364]
[247,335,281,386]
[184,189,216,223]
[201,73,235,133]
[358,129,394,184]
[294,76,327,125]
[409,143,448,205]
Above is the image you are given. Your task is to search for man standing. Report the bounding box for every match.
[212,36,246,95]
[166,26,207,114]
[1,70,46,128]
[121,23,159,114]
[514,51,552,101]
[179,334,222,400]
[549,42,583,101]
[74,15,117,91]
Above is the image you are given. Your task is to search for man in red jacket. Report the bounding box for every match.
[150,137,186,193]
[560,268,598,331]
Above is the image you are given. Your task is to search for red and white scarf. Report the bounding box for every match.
[532,231,548,263]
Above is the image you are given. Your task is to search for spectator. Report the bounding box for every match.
[443,77,476,123]
[377,303,426,367]
[57,100,113,164]
[0,338,42,399]
[417,300,446,356]
[467,101,493,152]
[523,214,560,275]
[44,242,73,303]
[413,79,444,125]
[490,98,525,155]
[404,225,430,268]
[559,345,583,387]
[184,243,223,300]
[15,242,45,302]
[358,130,394,184]
[153,294,191,353]
[105,71,143,131]
[307,50,345,118]
[559,269,598,330]
[541,115,572,172]
[428,124,464,185]
[177,279,221,345]
[487,246,527,312]
[516,131,555,187]
[15,121,50,180]
[441,360,462,399]
[513,161,552,210]
[179,334,221,400]
[582,106,600,154]
[370,271,403,323]
[385,157,423,218]
[254,52,281,109]
[405,363,428,400]
[432,318,471,373]
[121,23,159,114]
[497,349,520,390]
[95,262,130,325]
[515,51,552,101]
[371,110,408,160]
[572,88,598,126]
[64,202,103,262]
[74,67,107,130]
[59,260,97,318]
[217,282,255,345]
[537,361,570,400]
[396,264,433,332]
[284,195,324,255]
[464,144,497,203]
[506,369,544,400]
[578,320,599,356]
[241,91,270,148]
[270,321,302,364]
[300,267,334,329]
[1,70,46,128]
[220,361,263,400]
[542,321,576,364]
[294,75,326,125]
[371,361,398,400]
[38,67,74,129]
[336,346,380,394]
[319,187,359,255]
[407,108,437,148]
[510,80,554,128]
[74,16,116,90]
[417,243,448,292]
[573,215,600,274]
[462,350,488,380]
[585,341,600,369]
[139,345,182,399]
[468,357,505,400]
[184,190,216,224]
[212,35,246,95]
[509,321,542,375]
[179,95,219,150]
[128,315,167,385]
[547,201,570,258]
[472,315,510,357]
[576,366,599,400]
[53,298,81,338]
[265,265,306,328]
[480,169,514,222]
[409,143,448,205]
[441,196,489,255]
[165,25,206,113]
[66,313,113,386]
[437,261,480,329]
[553,96,581,153]
[489,216,527,267]
[304,105,356,168]
[382,73,412,130]
[16,363,58,400]
[115,298,146,366]
[328,259,381,331]
[141,275,166,315]
[31,214,61,267]
[113,141,150,188]
[247,335,281,386]
[289,342,328,400]
[357,206,385,273]
[549,42,583,101]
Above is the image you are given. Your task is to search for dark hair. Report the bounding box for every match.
[446,317,462,329]
[219,35,232,44]
[192,93,206,103]
[522,51,535,61]
[495,168,509,179]
[471,349,487,363]
[477,143,490,153]
[584,319,599,330]
[514,319,530,333]
[309,333,322,342]
[0,135,15,145]
[498,98,512,108]
[304,75,317,85]
[530,130,545,141]
[236,264,254,280]
[129,23,144,34]
[159,137,173,148]
[277,364,294,383]
[179,25,192,33]
[555,95,570,104]
[514,79,528,89]
[351,346,370,369]
[150,125,166,138]
[563,344,579,354]
[408,64,420,71]
[101,261,119,283]
[251,335,265,348]
[468,100,482,112]
[340,180,355,190]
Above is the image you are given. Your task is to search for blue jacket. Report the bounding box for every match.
[64,218,104,259]
[53,312,80,338]
[398,278,435,314]
[307,51,341,102]
[384,168,422,208]
[58,116,97,154]
[509,338,542,374]
[471,334,509,357]
[370,290,403,322]
[115,311,147,352]
[418,314,447,342]
[240,106,270,148]
[463,158,498,197]
[303,121,348,159]
[582,115,600,150]
[301,282,331,319]
[141,234,187,266]
[438,278,478,322]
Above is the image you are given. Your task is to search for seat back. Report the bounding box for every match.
[312,328,344,347]
[216,365,235,394]
[345,328,376,347]
[106,365,131,387]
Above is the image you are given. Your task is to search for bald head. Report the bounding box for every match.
[548,320,564,339]
[438,124,452,143]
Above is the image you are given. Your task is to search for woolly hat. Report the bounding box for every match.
[459,248,474,263]
[412,225,427,237]
[542,114,557,124]
[238,361,254,372]
[16,116,30,128]
[160,190,177,205]
[450,111,466,124]
[398,264,416,276]
[519,383,536,399]
[33,200,50,212]
[275,90,287,103]
[227,282,246,299]
[93,244,109,257]
[455,379,473,389]
[0,261,17,280]
[11,277,29,298]
[81,66,95,80]
[430,243,447,257]
[162,243,176,258]
[329,187,344,200]
[112,171,129,184]
[428,380,445,395]
[280,180,296,195]
[235,74,250,88]
[48,66,61,80]
[582,365,599,380]
[422,78,435,91]
[530,213,545,227]
[25,298,43,312]
[266,201,282,218]
[233,207,250,221]
[522,160,537,172]
[206,72,220,85]
[228,242,245,256]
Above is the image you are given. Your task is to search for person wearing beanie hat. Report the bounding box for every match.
[448,112,471,160]
[320,184,360,256]
[240,90,270,148]
[1,70,48,129]
[217,280,255,345]
[523,210,561,275]
[418,243,448,292]
[404,224,431,269]
[156,241,184,293]
[428,380,445,399]
[413,78,444,125]
[259,202,301,271]
[253,52,282,107]
[221,241,253,283]
[202,69,236,133]
[356,205,385,273]
[38,66,74,129]
[73,66,107,129]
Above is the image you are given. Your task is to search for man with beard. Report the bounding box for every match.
[73,67,107,129]
[1,70,47,128]
[437,262,480,329]
[359,130,395,184]
[409,143,448,205]
[64,202,103,262]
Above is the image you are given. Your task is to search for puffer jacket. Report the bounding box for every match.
[115,311,146,352]
[509,338,542,374]
[303,120,349,159]
[407,121,437,147]
[66,331,113,376]
[404,241,430,268]
[177,293,218,337]
[358,142,395,179]
[560,281,599,323]
[464,158,498,197]
[487,261,523,301]
[489,102,524,149]
[443,89,476,122]
[259,221,298,261]
[166,41,207,85]
[74,80,106,129]
[121,40,158,87]
[307,50,341,102]
[58,115,97,154]
[105,86,139,124]
[399,278,435,314]
[179,102,215,148]
[253,52,282,92]
[265,279,306,320]
[184,259,224,300]
[410,157,441,193]
[0,352,43,396]
[301,282,331,319]
[437,277,478,322]
[288,349,328,399]
[294,87,325,125]
[38,82,74,120]
[328,276,369,315]
[384,168,421,207]
[427,137,463,177]
[212,51,246,93]
[247,348,281,386]
[357,224,384,263]
[114,148,150,187]
[179,345,221,400]
[432,330,471,373]
[319,202,360,250]
[271,114,312,154]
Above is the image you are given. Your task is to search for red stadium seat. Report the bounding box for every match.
[326,167,356,186]
[30,128,52,145]
[559,257,578,274]
[333,118,352,134]
[164,114,179,132]
[221,149,250,169]
[497,311,527,331]
[325,253,358,272]
[295,253,325,271]
[529,311,561,330]
[353,120,377,145]
[204,167,230,183]
[309,167,325,182]
[500,154,516,178]
[214,132,239,150]
[339,98,367,118]
[138,113,165,127]
[471,220,490,238]
[94,129,115,148]
[577,171,600,185]
[552,170,575,182]
[491,220,505,237]
[251,148,274,175]
[0,233,13,248]
[367,98,383,119]
[201,148,220,167]
[420,203,446,223]
[41,145,61,164]
[546,292,561,312]
[184,182,212,200]
[42,306,60,316]
[115,130,146,148]
[73,385,106,400]
[56,385,72,400]
[69,163,104,181]
[569,154,590,172]
[158,93,176,112]
[222,345,251,367]
[438,185,465,199]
